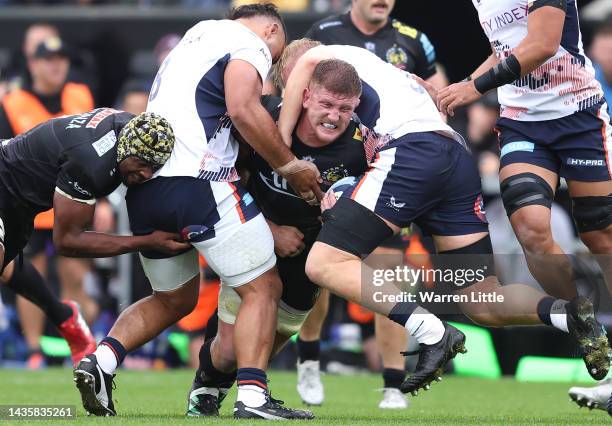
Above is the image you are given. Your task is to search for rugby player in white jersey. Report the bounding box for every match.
[273,39,611,396]
[436,1,612,411]
[73,4,319,419]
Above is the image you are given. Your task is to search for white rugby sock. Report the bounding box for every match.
[550,299,569,333]
[94,345,118,375]
[237,384,267,407]
[405,307,446,345]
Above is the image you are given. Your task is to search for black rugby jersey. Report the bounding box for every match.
[0,108,133,213]
[248,96,371,241]
[305,12,437,79]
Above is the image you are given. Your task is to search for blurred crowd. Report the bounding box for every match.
[0,0,347,11]
[0,2,610,371]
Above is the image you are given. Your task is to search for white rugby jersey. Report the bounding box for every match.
[328,45,463,143]
[147,20,272,181]
[472,0,603,121]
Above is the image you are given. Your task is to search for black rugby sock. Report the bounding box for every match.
[382,368,405,389]
[297,337,320,362]
[5,260,72,326]
[196,338,236,388]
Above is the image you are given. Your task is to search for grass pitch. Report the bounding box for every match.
[0,368,609,425]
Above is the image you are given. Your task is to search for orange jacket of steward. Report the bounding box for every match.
[1,83,94,229]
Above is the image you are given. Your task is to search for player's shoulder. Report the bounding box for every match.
[308,13,347,34]
[390,19,436,62]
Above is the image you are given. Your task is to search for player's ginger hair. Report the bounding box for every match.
[272,38,321,91]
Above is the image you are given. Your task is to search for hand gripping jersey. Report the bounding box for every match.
[327,45,463,144]
[472,0,603,121]
[0,108,132,213]
[147,20,273,182]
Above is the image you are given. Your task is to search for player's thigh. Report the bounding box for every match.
[152,274,200,314]
[413,134,489,240]
[496,116,561,185]
[193,211,276,289]
[555,99,612,184]
[567,180,612,251]
[369,246,404,270]
[348,135,452,231]
[139,248,200,292]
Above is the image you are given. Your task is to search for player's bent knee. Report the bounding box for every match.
[245,268,283,300]
[572,195,612,234]
[153,275,199,317]
[513,218,554,253]
[305,250,327,286]
[501,172,554,218]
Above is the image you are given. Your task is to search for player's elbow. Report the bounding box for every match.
[226,99,254,125]
[53,232,78,256]
[533,40,559,62]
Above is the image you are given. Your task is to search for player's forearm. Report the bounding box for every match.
[54,231,151,258]
[468,53,500,80]
[232,104,294,170]
[278,57,321,145]
[278,75,310,145]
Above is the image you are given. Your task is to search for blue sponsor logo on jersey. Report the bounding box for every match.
[242,193,254,206]
[500,141,535,158]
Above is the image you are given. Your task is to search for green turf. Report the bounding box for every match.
[0,368,608,425]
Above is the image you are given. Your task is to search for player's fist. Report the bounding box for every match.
[320,189,338,212]
[269,223,306,258]
[147,230,191,255]
[276,158,324,206]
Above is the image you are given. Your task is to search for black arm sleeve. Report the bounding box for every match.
[260,95,282,120]
[528,0,566,13]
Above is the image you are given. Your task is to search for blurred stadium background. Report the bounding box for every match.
[0,0,611,413]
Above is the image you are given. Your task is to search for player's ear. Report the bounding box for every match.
[302,87,311,108]
[266,22,280,39]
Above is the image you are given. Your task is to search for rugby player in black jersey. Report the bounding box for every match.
[185,59,378,418]
[0,109,187,368]
[306,0,444,87]
[303,0,445,407]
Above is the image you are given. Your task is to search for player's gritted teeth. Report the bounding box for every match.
[321,122,338,130]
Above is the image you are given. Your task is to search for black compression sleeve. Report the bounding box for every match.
[528,0,566,13]
[474,54,522,94]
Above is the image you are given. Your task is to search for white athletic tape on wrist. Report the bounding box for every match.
[275,157,310,177]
